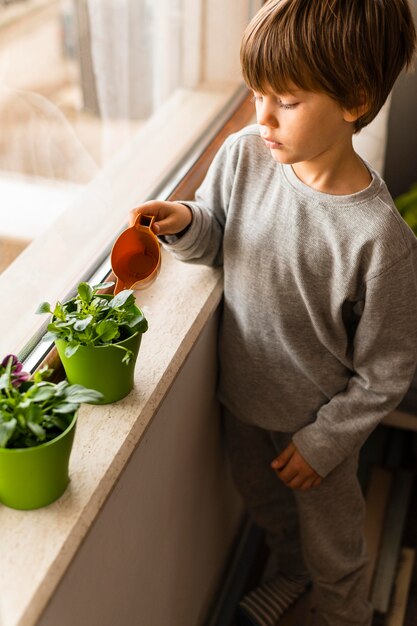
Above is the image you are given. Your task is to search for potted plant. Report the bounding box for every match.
[0,354,102,510]
[36,281,148,404]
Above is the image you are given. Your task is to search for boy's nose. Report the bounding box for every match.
[257,105,279,128]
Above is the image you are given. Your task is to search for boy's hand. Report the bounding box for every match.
[129,201,193,236]
[271,442,322,491]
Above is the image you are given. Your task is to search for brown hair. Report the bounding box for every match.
[241,0,416,132]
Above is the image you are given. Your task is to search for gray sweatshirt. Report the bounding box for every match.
[164,124,417,477]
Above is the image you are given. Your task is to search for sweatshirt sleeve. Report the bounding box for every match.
[161,135,236,267]
[293,250,417,477]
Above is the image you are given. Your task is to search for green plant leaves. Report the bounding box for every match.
[27,421,46,441]
[0,372,9,391]
[0,370,103,449]
[27,384,56,402]
[0,418,17,447]
[131,315,148,334]
[88,281,114,292]
[73,315,93,331]
[0,349,105,449]
[121,349,134,365]
[109,289,134,309]
[52,402,79,414]
[64,342,80,358]
[96,319,119,343]
[36,281,148,364]
[78,282,94,303]
[33,365,53,383]
[36,302,52,315]
[395,183,417,237]
[64,384,103,403]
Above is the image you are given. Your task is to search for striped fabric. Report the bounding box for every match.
[236,573,311,626]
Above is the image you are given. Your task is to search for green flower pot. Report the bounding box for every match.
[55,330,142,404]
[0,412,77,510]
[53,294,145,404]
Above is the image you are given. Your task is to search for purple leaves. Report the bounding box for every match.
[1,354,30,387]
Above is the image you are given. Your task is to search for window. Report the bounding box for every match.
[0,0,262,358]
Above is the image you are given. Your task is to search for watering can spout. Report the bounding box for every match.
[114,277,128,295]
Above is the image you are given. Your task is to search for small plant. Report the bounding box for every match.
[0,355,102,449]
[36,281,148,365]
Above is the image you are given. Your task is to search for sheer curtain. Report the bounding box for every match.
[0,0,251,276]
[85,0,186,158]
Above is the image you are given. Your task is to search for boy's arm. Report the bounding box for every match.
[130,134,235,266]
[292,250,417,478]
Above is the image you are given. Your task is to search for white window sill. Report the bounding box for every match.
[0,242,224,626]
[0,82,240,626]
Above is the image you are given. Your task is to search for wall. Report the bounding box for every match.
[37,312,243,626]
[385,69,417,198]
[384,0,417,197]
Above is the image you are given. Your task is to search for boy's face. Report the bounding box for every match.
[252,85,356,167]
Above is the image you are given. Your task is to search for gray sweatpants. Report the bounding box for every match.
[224,409,373,626]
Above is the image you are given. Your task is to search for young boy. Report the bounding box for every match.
[130,1,417,624]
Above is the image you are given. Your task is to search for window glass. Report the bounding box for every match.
[0,0,262,358]
[0,0,258,275]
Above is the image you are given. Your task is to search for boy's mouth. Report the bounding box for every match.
[263,138,283,149]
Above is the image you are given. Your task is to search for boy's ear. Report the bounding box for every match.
[342,93,369,123]
[343,105,368,123]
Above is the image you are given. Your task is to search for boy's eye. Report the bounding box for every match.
[251,93,298,109]
[279,101,298,110]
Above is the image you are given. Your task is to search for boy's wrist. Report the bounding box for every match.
[176,222,192,238]
[175,202,193,237]
[157,203,193,244]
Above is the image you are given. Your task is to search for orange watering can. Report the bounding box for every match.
[111,214,161,294]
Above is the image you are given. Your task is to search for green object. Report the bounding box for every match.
[37,285,148,403]
[37,282,148,366]
[55,329,143,404]
[395,182,417,236]
[0,355,102,450]
[0,411,77,510]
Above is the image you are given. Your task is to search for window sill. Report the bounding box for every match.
[1,251,224,626]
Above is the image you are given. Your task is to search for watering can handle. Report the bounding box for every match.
[134,214,155,230]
